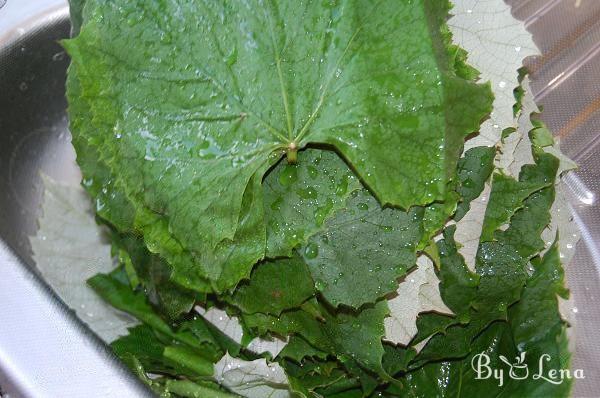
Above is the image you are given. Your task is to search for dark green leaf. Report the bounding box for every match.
[230,254,315,315]
[455,146,496,221]
[301,189,424,308]
[264,149,360,258]
[481,152,558,242]
[278,335,329,364]
[436,226,479,317]
[243,300,389,376]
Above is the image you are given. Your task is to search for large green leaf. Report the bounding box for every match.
[70,61,356,293]
[67,54,216,294]
[65,0,491,293]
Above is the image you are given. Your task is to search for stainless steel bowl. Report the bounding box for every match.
[0,1,599,397]
[0,2,151,396]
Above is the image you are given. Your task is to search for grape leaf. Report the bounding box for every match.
[68,57,216,294]
[70,63,356,293]
[110,325,173,375]
[214,354,291,398]
[510,240,569,350]
[500,241,572,397]
[386,146,496,345]
[410,146,560,367]
[65,0,492,293]
[87,271,196,347]
[455,146,496,221]
[111,325,218,379]
[194,307,245,346]
[475,152,558,319]
[278,336,328,364]
[195,306,288,358]
[66,67,136,233]
[436,226,479,317]
[282,357,349,397]
[30,175,137,343]
[301,189,424,309]
[480,151,558,242]
[399,321,514,396]
[264,150,360,258]
[400,242,571,397]
[448,0,538,151]
[454,77,538,271]
[243,300,389,375]
[64,1,578,396]
[110,233,197,322]
[230,254,315,316]
[383,256,452,346]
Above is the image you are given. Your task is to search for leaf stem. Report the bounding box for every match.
[286,142,298,164]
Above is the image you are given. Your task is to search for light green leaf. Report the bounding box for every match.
[449,0,538,151]
[65,0,492,293]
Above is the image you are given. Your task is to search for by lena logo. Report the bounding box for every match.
[471,351,584,387]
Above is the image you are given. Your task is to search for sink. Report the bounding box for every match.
[0,3,151,396]
[0,0,599,396]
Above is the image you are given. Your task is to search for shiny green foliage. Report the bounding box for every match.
[66,0,491,293]
[68,0,571,397]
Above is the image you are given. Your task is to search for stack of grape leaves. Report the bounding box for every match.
[33,0,580,396]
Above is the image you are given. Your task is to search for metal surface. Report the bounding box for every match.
[506,1,600,396]
[0,0,598,397]
[0,2,152,397]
